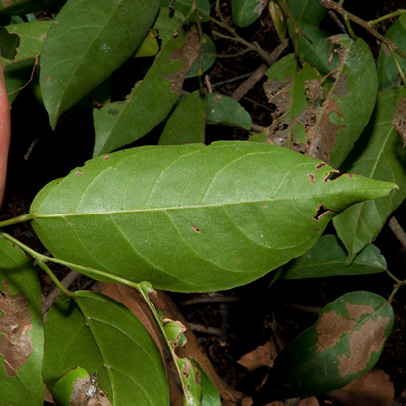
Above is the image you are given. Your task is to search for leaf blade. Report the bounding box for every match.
[40,0,159,128]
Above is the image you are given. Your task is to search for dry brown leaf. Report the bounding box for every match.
[0,281,34,377]
[237,339,278,372]
[298,397,319,406]
[392,96,406,146]
[327,368,394,406]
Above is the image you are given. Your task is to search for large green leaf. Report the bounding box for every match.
[29,142,396,293]
[333,88,406,260]
[43,290,168,405]
[158,90,207,145]
[0,237,44,406]
[287,0,326,25]
[92,10,200,157]
[254,291,393,402]
[377,14,406,90]
[275,234,386,281]
[1,21,51,103]
[40,0,159,128]
[231,0,266,27]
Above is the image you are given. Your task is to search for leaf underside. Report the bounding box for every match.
[30,142,396,292]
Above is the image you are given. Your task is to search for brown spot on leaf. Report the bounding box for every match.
[316,311,356,352]
[165,27,200,95]
[76,171,82,176]
[316,162,327,170]
[346,303,374,320]
[308,173,315,183]
[337,316,390,377]
[254,0,267,15]
[103,156,109,160]
[0,282,34,377]
[192,225,201,233]
[313,204,332,221]
[323,169,340,182]
[392,96,406,146]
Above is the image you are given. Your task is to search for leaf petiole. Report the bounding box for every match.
[0,213,34,227]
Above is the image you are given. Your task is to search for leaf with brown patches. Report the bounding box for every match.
[253,291,393,403]
[392,96,406,146]
[0,237,44,405]
[93,9,200,157]
[263,35,377,168]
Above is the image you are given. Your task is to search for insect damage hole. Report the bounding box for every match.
[313,204,332,221]
[323,169,340,182]
[192,225,201,233]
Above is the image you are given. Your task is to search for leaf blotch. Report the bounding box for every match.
[308,173,315,184]
[192,225,201,233]
[166,27,200,95]
[316,311,356,352]
[0,282,34,377]
[392,96,406,146]
[346,303,374,320]
[337,316,390,377]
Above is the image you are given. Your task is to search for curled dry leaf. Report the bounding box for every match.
[327,368,394,406]
[237,339,278,372]
[0,282,34,377]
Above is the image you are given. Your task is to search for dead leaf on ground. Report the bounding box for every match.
[298,397,319,406]
[327,368,394,406]
[237,339,278,372]
[0,281,34,377]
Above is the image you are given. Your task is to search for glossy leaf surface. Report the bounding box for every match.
[377,14,406,90]
[0,237,44,406]
[92,11,200,157]
[278,234,387,280]
[206,93,252,130]
[231,0,267,27]
[254,291,393,402]
[43,290,168,405]
[334,88,406,260]
[40,0,159,128]
[159,90,206,145]
[30,142,396,293]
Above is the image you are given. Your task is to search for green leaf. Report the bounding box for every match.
[333,87,406,260]
[92,12,200,157]
[254,291,393,402]
[134,31,159,58]
[0,237,44,406]
[377,14,406,90]
[40,0,159,128]
[43,290,168,405]
[278,234,387,280]
[1,21,51,103]
[0,0,65,16]
[29,141,396,293]
[186,34,216,79]
[160,0,211,22]
[206,93,252,130]
[231,0,266,27]
[287,0,326,25]
[159,90,206,145]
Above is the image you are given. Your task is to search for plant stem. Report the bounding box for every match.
[316,0,406,58]
[388,48,406,88]
[37,259,74,297]
[388,279,406,304]
[369,9,406,26]
[0,231,142,291]
[0,213,34,227]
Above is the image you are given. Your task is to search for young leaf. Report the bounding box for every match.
[29,141,396,293]
[278,234,387,280]
[43,290,168,405]
[377,14,406,90]
[333,88,406,260]
[92,12,200,157]
[231,0,267,27]
[206,93,252,130]
[40,0,159,128]
[0,237,44,406]
[158,90,207,145]
[254,291,394,402]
